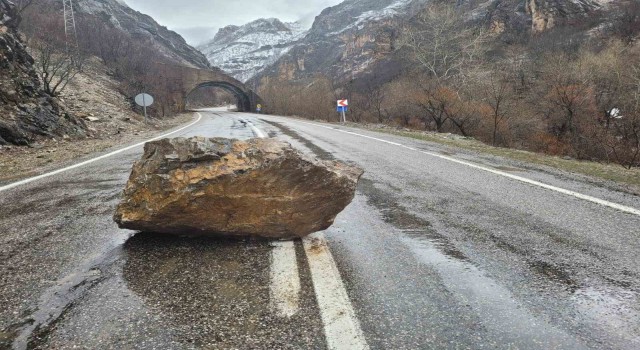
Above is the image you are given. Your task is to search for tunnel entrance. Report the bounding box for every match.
[185,82,252,112]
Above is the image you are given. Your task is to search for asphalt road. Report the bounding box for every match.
[1,108,639,349]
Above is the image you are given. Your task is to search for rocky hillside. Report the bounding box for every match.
[470,0,608,34]
[0,0,84,145]
[252,0,429,84]
[198,18,306,82]
[252,0,615,86]
[74,0,210,68]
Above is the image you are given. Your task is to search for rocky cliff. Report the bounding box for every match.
[0,0,84,145]
[471,0,606,34]
[252,0,429,85]
[74,0,210,69]
[198,18,307,82]
[525,0,602,32]
[252,0,613,86]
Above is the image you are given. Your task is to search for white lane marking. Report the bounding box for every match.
[245,120,302,318]
[0,113,204,193]
[246,119,267,138]
[251,115,366,346]
[303,232,369,350]
[269,241,301,318]
[291,120,640,217]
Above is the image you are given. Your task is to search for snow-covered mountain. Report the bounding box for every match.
[198,18,307,82]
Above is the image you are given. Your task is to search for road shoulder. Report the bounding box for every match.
[0,113,196,186]
[259,116,640,196]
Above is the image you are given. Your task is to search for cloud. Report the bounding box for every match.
[122,0,343,45]
[172,26,220,46]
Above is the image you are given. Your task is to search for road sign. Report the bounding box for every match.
[134,93,154,121]
[135,93,154,107]
[337,99,348,123]
[256,104,262,113]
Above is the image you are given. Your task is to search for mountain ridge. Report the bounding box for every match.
[75,0,211,69]
[251,0,619,86]
[198,18,307,82]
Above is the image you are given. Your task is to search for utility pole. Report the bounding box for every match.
[62,0,79,54]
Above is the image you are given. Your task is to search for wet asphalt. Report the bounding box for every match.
[1,109,639,349]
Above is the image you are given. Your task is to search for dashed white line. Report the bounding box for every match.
[292,120,640,217]
[0,113,204,193]
[251,117,368,349]
[269,241,301,318]
[303,232,369,350]
[244,119,267,138]
[246,119,303,319]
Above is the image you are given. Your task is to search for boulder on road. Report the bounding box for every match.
[114,137,363,239]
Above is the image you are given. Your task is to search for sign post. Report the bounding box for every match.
[256,104,262,113]
[337,99,349,123]
[135,93,154,122]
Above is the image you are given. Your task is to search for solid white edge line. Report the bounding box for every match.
[0,112,204,193]
[303,232,369,350]
[292,120,640,217]
[269,241,301,318]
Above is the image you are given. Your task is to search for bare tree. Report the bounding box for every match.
[609,1,640,45]
[605,58,640,169]
[480,71,514,145]
[33,40,83,96]
[401,3,490,135]
[23,10,81,96]
[401,3,488,85]
[364,82,387,123]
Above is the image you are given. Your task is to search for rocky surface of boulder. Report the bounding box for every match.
[114,137,363,239]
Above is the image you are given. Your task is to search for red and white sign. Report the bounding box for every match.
[337,99,349,107]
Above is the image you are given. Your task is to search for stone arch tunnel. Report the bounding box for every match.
[186,81,254,112]
[157,63,262,112]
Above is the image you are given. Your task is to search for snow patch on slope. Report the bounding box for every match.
[351,0,414,30]
[198,18,307,82]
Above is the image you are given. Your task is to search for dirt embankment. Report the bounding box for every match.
[0,57,193,183]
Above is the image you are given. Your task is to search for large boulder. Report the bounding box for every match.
[114,137,363,239]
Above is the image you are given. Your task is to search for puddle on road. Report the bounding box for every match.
[0,177,123,219]
[571,285,640,344]
[231,119,248,131]
[7,242,125,350]
[262,120,335,161]
[358,178,469,262]
[529,260,580,293]
[356,179,583,346]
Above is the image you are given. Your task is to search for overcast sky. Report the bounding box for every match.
[122,0,343,45]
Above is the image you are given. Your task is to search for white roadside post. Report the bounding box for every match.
[135,93,154,123]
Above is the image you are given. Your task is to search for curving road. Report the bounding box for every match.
[0,108,639,349]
